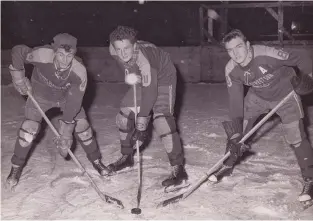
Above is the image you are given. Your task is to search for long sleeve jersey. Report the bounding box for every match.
[225,45,312,120]
[110,41,176,116]
[11,45,87,122]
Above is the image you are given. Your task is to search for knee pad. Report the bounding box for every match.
[153,114,177,138]
[18,119,40,147]
[282,120,306,147]
[116,108,135,134]
[75,118,93,145]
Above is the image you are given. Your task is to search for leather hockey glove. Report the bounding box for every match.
[131,115,151,146]
[54,120,76,158]
[291,73,313,96]
[222,118,249,167]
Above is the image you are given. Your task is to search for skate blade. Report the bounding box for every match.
[5,181,17,192]
[164,180,190,193]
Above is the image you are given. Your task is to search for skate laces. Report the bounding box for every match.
[11,166,21,177]
[303,178,313,194]
[172,165,181,178]
[93,159,106,170]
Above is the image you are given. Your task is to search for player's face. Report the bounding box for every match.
[225,37,250,65]
[55,48,75,69]
[113,39,135,62]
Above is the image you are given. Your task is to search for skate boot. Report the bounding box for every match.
[107,154,134,172]
[6,165,23,191]
[298,177,313,209]
[299,177,313,202]
[92,159,113,176]
[162,164,189,193]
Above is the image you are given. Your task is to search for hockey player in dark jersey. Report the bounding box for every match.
[6,33,111,191]
[107,26,188,190]
[214,29,313,203]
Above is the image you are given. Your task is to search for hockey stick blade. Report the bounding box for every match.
[156,193,184,208]
[101,193,124,209]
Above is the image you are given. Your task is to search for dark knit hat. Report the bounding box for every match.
[52,33,77,50]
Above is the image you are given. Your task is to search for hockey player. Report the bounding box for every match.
[6,33,111,190]
[215,29,313,204]
[108,26,188,190]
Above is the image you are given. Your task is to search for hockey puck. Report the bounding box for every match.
[131,208,141,214]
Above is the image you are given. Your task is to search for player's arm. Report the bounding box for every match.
[9,45,36,95]
[262,46,312,76]
[262,46,313,95]
[138,65,158,117]
[225,66,244,120]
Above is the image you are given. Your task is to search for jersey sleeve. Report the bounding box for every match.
[11,45,54,70]
[137,51,158,116]
[62,58,88,122]
[11,45,32,70]
[256,45,312,76]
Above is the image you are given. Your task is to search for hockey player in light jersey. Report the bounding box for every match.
[6,33,111,191]
[108,26,188,191]
[214,29,313,204]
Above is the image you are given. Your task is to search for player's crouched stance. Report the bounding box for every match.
[212,29,313,206]
[107,26,188,192]
[6,33,111,191]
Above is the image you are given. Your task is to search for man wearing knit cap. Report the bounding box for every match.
[6,33,112,191]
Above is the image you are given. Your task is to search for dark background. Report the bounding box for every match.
[2,1,313,49]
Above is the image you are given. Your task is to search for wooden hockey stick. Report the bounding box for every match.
[130,84,143,214]
[156,90,296,208]
[27,91,124,209]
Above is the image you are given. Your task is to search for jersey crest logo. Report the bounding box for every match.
[258,66,268,74]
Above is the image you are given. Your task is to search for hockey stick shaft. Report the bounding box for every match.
[27,92,124,209]
[133,85,142,209]
[156,90,296,207]
[182,90,296,199]
[239,90,295,144]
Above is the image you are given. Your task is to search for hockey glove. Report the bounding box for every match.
[130,115,151,146]
[291,73,313,96]
[9,65,32,96]
[125,73,142,85]
[222,118,249,167]
[54,120,76,158]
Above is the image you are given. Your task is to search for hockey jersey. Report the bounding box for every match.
[110,41,176,116]
[225,45,312,120]
[11,45,87,122]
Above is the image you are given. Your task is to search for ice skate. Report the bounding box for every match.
[107,154,134,172]
[162,165,190,193]
[6,165,23,191]
[92,159,113,176]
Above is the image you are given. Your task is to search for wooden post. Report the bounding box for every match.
[278,2,284,46]
[220,1,229,38]
[199,6,204,45]
[266,7,295,41]
[207,9,213,43]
